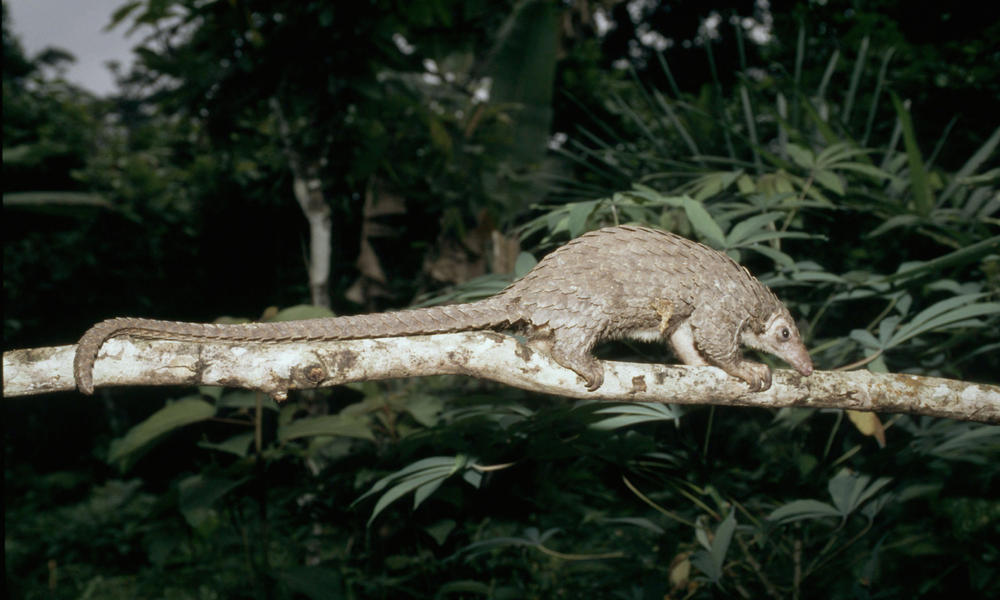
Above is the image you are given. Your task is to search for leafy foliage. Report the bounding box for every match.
[5,2,1000,599]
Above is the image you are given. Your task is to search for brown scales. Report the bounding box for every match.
[74,225,813,395]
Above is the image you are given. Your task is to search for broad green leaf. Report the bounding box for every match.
[849,329,882,351]
[108,397,216,466]
[365,464,461,525]
[691,510,736,583]
[414,478,446,509]
[785,143,814,169]
[928,425,1000,462]
[735,231,812,247]
[178,474,246,530]
[725,212,783,246]
[789,270,845,283]
[462,468,484,487]
[868,214,921,237]
[710,510,736,573]
[828,470,892,516]
[599,517,666,534]
[279,414,375,442]
[197,432,254,457]
[690,171,741,202]
[405,394,445,427]
[514,251,538,278]
[368,469,453,520]
[813,169,844,195]
[891,92,933,215]
[355,455,471,505]
[567,200,597,238]
[271,304,336,321]
[815,143,870,166]
[424,519,456,546]
[767,499,841,523]
[590,403,682,430]
[217,390,280,411]
[745,244,795,268]
[889,294,998,347]
[878,315,902,346]
[683,198,726,247]
[832,162,893,180]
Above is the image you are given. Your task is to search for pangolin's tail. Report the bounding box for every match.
[74,299,512,394]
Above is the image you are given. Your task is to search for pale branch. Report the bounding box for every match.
[3,333,998,423]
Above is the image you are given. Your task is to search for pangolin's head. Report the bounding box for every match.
[743,308,813,376]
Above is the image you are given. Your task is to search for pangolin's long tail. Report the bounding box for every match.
[74,299,512,394]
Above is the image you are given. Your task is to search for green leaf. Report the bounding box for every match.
[744,244,795,268]
[868,214,922,237]
[849,329,882,351]
[928,425,1000,463]
[725,212,783,246]
[888,295,999,347]
[767,499,842,524]
[891,92,934,215]
[785,143,815,169]
[178,474,247,530]
[691,510,736,583]
[710,510,736,569]
[682,198,726,247]
[815,143,870,167]
[828,469,893,516]
[736,231,812,247]
[567,201,597,237]
[279,414,375,442]
[590,403,682,430]
[405,394,445,427]
[108,397,216,467]
[355,455,475,525]
[424,519,456,546]
[414,477,447,509]
[197,432,254,457]
[367,470,450,524]
[216,390,280,411]
[599,517,666,534]
[689,171,742,202]
[813,169,844,195]
[271,304,336,321]
[832,162,893,181]
[514,251,538,278]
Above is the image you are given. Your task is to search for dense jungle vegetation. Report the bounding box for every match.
[4,1,999,598]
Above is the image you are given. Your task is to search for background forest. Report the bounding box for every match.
[4,1,999,598]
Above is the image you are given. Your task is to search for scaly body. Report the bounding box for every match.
[74,225,813,394]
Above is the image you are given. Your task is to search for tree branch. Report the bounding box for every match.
[3,333,997,423]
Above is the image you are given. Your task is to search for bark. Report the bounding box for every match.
[4,335,997,424]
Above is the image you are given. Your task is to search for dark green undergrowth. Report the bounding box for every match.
[5,2,999,599]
